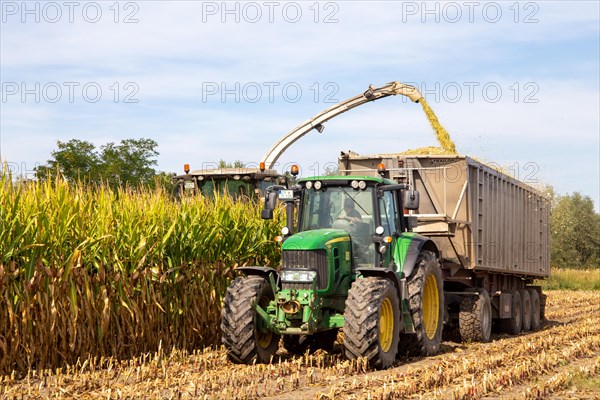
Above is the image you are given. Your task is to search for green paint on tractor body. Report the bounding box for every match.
[281,229,349,251]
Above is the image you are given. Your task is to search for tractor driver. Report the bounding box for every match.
[337,197,363,224]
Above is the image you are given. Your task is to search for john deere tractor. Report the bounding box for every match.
[221,168,444,369]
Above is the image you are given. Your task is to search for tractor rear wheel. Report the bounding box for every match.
[459,289,492,343]
[221,276,279,364]
[399,250,444,357]
[344,277,400,369]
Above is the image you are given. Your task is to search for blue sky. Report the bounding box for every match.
[1,1,599,209]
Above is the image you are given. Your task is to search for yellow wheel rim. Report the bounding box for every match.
[379,297,394,352]
[423,274,440,340]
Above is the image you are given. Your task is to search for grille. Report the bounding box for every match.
[281,250,328,290]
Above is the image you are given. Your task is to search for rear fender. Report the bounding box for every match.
[395,234,439,278]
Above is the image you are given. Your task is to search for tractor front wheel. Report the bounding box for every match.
[221,276,279,364]
[344,277,400,369]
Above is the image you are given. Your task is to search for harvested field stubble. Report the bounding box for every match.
[2,290,599,399]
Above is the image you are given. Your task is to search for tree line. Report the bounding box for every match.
[34,138,170,189]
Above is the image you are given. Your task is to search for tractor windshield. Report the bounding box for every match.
[300,186,376,266]
[199,179,254,199]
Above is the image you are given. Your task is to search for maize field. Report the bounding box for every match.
[1,290,599,399]
[0,173,283,375]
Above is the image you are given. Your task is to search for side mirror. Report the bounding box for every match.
[403,189,420,210]
[261,190,278,219]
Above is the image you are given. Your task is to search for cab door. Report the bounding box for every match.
[377,190,399,267]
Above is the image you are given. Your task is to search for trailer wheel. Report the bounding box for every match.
[344,277,400,369]
[527,288,541,331]
[399,250,444,357]
[519,289,532,332]
[501,290,522,335]
[459,289,492,343]
[221,276,279,364]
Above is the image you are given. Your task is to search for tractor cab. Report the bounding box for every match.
[172,165,286,200]
[263,175,420,270]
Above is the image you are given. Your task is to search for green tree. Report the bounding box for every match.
[551,192,600,268]
[218,159,245,168]
[36,139,100,182]
[99,138,159,187]
[36,138,160,188]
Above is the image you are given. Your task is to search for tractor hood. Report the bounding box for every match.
[282,229,350,251]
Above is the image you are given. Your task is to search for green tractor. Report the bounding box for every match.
[221,169,445,369]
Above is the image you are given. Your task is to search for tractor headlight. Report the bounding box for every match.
[281,226,290,235]
[305,181,313,189]
[314,181,322,190]
[281,270,317,283]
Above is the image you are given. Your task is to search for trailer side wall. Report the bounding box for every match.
[339,154,550,278]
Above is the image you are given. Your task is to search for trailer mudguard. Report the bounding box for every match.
[395,233,439,278]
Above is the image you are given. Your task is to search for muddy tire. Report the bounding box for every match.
[459,289,492,343]
[520,289,532,332]
[221,276,279,364]
[527,288,541,331]
[344,277,400,369]
[501,290,522,335]
[399,250,444,357]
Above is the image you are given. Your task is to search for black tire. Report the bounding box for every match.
[527,288,541,331]
[221,276,280,364]
[501,290,522,334]
[459,289,492,343]
[344,277,400,369]
[282,329,338,354]
[540,293,547,321]
[399,250,444,357]
[520,289,531,332]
